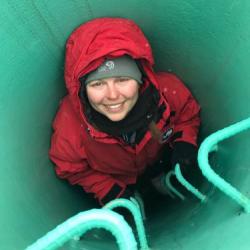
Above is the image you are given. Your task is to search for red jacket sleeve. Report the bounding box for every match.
[156,72,201,146]
[49,98,126,203]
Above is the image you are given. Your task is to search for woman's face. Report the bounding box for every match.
[86,77,140,121]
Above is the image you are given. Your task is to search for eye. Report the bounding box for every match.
[118,77,130,82]
[89,81,104,87]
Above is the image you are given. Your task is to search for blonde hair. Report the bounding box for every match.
[149,121,162,143]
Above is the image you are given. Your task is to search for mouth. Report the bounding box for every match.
[103,102,124,112]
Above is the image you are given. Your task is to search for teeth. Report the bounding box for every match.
[107,104,122,109]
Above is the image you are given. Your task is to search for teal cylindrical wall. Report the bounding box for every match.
[0,1,249,250]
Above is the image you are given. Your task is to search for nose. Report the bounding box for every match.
[106,82,119,100]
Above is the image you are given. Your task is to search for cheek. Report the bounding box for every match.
[86,89,103,104]
[122,84,139,99]
[130,87,139,101]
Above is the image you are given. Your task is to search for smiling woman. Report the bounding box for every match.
[49,17,201,209]
[1,1,250,249]
[86,76,140,122]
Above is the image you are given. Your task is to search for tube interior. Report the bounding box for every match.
[0,1,250,250]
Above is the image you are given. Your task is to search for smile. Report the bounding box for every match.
[104,102,124,112]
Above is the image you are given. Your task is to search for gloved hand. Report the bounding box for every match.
[103,185,144,212]
[100,183,134,206]
[171,141,199,183]
[101,184,146,224]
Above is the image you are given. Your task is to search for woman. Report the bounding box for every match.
[49,17,201,206]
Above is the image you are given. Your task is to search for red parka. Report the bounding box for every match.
[49,17,201,203]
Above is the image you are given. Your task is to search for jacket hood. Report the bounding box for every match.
[64,17,157,95]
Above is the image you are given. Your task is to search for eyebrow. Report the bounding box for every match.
[89,79,105,84]
[89,77,131,85]
[114,77,130,81]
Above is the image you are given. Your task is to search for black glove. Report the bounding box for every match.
[100,184,134,206]
[171,141,198,183]
[143,144,173,180]
[100,184,144,224]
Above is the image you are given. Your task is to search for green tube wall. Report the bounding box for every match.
[1,1,250,249]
